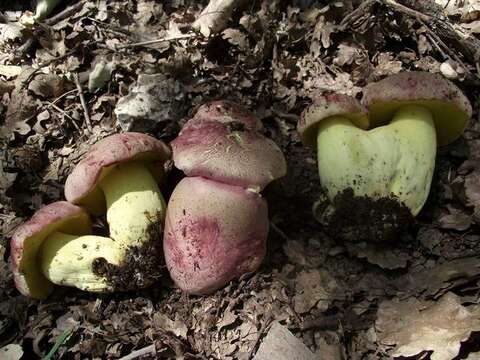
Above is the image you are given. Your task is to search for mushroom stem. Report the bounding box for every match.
[40,232,122,292]
[316,105,436,215]
[99,162,166,248]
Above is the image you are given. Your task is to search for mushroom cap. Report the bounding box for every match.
[172,105,286,191]
[10,201,91,299]
[163,176,268,294]
[186,100,262,131]
[298,93,369,146]
[362,71,472,146]
[64,132,171,213]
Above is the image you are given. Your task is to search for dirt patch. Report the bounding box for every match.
[315,188,414,243]
[92,217,166,291]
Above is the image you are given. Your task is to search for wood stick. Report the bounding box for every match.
[73,73,92,133]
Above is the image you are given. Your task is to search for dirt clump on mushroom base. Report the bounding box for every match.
[92,217,165,291]
[315,188,414,243]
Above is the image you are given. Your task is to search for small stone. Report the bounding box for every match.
[440,62,458,80]
[114,73,185,132]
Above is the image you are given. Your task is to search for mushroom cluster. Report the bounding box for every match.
[10,133,171,299]
[164,101,287,294]
[298,72,472,242]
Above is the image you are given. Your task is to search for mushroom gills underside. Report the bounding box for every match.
[40,232,122,292]
[316,105,437,216]
[99,162,166,248]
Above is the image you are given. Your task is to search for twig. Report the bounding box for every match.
[51,89,78,105]
[44,0,87,25]
[339,0,375,30]
[247,318,273,360]
[73,73,92,133]
[387,0,480,65]
[118,344,156,360]
[47,101,81,130]
[115,33,199,50]
[383,0,431,22]
[270,221,292,242]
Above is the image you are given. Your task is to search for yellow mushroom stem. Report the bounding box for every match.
[40,162,166,292]
[99,161,166,248]
[316,105,437,216]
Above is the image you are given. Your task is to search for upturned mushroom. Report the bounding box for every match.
[10,201,122,299]
[164,101,286,294]
[11,133,171,298]
[298,72,472,241]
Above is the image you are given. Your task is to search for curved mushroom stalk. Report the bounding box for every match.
[317,105,436,215]
[164,177,268,295]
[40,233,122,292]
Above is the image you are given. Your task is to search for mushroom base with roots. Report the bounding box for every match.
[39,162,166,293]
[315,105,437,241]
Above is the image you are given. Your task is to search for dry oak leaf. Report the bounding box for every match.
[193,0,238,36]
[376,292,480,360]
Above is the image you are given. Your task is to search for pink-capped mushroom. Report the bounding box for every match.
[10,202,122,299]
[164,101,286,294]
[298,71,472,242]
[62,132,171,291]
[10,133,172,299]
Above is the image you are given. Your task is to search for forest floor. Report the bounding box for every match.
[1,0,480,359]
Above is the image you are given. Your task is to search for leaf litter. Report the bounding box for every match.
[0,0,480,359]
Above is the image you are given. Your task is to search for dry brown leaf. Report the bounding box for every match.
[438,205,472,231]
[193,0,239,37]
[346,242,410,270]
[293,269,337,314]
[253,322,316,360]
[398,256,480,298]
[153,313,188,339]
[0,344,23,360]
[376,292,480,360]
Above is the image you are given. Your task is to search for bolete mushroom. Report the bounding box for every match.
[164,101,286,294]
[11,133,171,299]
[299,72,472,241]
[63,132,171,288]
[10,201,122,299]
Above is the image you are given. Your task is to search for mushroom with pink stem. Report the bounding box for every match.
[164,101,287,294]
[10,133,171,298]
[298,72,472,242]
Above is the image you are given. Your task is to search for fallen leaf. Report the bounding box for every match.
[28,73,67,99]
[397,256,480,298]
[346,242,410,270]
[88,61,114,92]
[438,205,472,231]
[376,293,480,360]
[193,0,239,37]
[153,313,188,339]
[0,65,22,79]
[0,344,23,360]
[293,269,337,314]
[254,322,316,360]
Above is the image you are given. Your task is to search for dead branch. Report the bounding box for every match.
[73,73,92,133]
